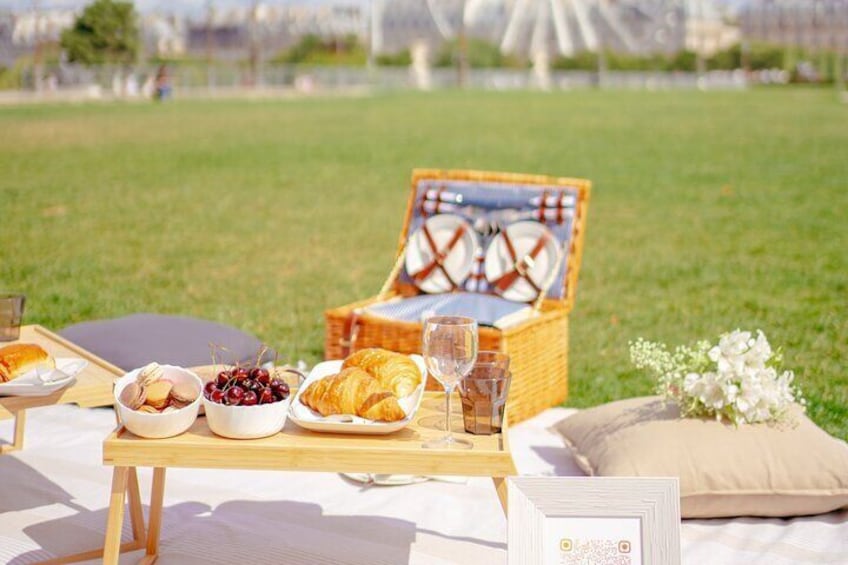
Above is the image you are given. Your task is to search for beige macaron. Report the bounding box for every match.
[136,362,165,387]
[119,382,147,410]
[169,381,199,408]
[145,380,173,410]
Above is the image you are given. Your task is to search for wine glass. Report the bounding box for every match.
[422,315,478,449]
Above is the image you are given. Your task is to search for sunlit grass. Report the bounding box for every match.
[1,87,845,439]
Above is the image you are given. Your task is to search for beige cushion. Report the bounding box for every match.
[553,396,848,519]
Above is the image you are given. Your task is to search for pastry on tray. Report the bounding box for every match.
[342,348,421,398]
[299,367,406,422]
[0,343,54,383]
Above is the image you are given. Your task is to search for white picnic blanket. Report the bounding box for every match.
[0,405,845,564]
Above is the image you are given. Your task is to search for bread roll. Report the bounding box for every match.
[342,348,421,398]
[0,343,55,383]
[300,367,406,422]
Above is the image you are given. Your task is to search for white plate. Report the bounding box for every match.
[405,214,477,294]
[484,221,560,302]
[0,358,88,397]
[288,355,426,435]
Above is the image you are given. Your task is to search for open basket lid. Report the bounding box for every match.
[393,169,591,311]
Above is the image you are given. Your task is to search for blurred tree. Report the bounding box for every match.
[434,38,522,69]
[60,0,139,66]
[273,34,367,66]
[375,49,412,67]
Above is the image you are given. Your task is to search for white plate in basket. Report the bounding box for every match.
[405,214,477,294]
[484,220,560,302]
[288,356,426,435]
[0,358,88,396]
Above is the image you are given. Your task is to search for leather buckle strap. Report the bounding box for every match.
[410,222,466,289]
[493,229,551,295]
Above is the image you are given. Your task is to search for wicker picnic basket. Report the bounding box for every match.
[325,169,591,424]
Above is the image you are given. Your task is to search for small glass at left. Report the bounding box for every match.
[0,293,26,341]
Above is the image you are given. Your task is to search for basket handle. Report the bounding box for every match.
[338,310,361,358]
[377,242,408,302]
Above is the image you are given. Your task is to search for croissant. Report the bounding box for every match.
[300,367,406,422]
[0,343,54,383]
[342,348,421,398]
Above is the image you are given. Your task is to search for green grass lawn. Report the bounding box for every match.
[1,88,846,439]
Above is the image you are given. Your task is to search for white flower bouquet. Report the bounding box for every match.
[630,330,805,425]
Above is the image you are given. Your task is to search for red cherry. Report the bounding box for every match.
[210,389,226,404]
[215,372,230,388]
[227,386,245,406]
[233,368,249,382]
[256,368,271,386]
[271,381,289,400]
[259,387,275,404]
[242,390,259,406]
[204,381,218,398]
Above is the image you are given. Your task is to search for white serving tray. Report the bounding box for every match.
[288,355,426,435]
[0,358,88,396]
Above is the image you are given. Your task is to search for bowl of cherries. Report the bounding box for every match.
[202,366,294,439]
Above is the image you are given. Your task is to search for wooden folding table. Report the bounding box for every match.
[100,390,517,564]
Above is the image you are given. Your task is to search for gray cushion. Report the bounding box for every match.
[60,313,274,371]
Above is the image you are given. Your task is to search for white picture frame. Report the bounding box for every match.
[508,477,681,565]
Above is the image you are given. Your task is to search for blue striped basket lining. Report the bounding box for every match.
[401,179,580,301]
[364,293,532,328]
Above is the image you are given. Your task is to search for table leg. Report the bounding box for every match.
[492,477,509,516]
[0,410,26,454]
[140,467,167,564]
[127,467,146,544]
[34,468,144,564]
[103,467,129,564]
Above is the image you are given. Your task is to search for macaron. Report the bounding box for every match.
[136,362,165,387]
[169,381,198,408]
[138,404,160,414]
[145,380,173,410]
[119,382,147,410]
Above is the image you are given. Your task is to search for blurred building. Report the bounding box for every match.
[183,3,365,61]
[142,14,187,58]
[739,0,848,51]
[0,8,75,67]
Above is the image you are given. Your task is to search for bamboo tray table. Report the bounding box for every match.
[0,324,124,454]
[99,390,517,565]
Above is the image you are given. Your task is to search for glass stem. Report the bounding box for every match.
[445,386,453,442]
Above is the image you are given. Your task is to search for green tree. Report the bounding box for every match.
[60,0,139,66]
[434,38,522,69]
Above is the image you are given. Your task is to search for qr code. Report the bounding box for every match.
[559,538,633,565]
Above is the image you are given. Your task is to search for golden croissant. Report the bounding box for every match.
[342,348,421,398]
[299,367,406,422]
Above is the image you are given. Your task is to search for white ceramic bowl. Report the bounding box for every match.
[202,395,291,440]
[114,365,202,439]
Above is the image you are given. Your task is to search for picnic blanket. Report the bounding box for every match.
[1,405,845,564]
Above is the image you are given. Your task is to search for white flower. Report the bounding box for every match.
[708,330,751,375]
[691,372,726,410]
[743,330,773,370]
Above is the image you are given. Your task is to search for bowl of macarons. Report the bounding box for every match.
[115,363,202,439]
